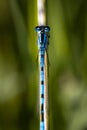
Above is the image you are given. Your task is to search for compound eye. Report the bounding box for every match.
[45,26,50,32]
[35,26,41,32]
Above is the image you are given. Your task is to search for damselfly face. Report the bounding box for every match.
[35,26,50,49]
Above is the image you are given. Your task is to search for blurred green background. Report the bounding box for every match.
[0,0,87,130]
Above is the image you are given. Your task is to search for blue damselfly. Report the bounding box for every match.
[35,26,50,130]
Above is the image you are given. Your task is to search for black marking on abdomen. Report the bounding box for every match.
[41,103,44,121]
[41,54,44,58]
[41,104,44,111]
[41,66,44,71]
[41,94,44,98]
[41,81,44,85]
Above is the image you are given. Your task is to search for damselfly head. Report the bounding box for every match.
[35,26,50,33]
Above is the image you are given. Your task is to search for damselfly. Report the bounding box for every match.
[35,26,50,130]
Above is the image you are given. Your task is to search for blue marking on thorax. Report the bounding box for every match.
[35,26,50,51]
[38,33,48,50]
